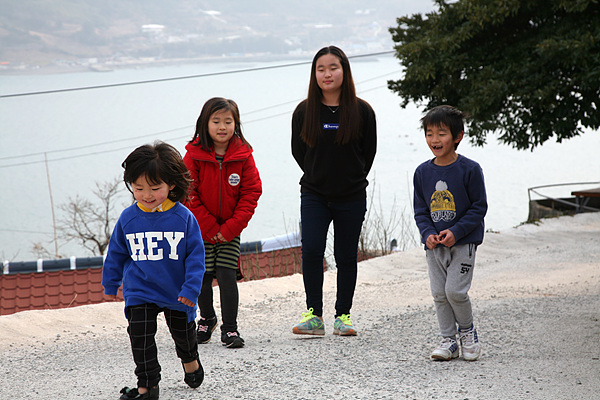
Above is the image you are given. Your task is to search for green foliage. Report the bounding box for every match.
[388,0,600,150]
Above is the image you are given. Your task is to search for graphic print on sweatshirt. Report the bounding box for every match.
[126,231,185,261]
[430,180,456,223]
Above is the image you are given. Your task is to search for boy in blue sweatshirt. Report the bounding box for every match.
[103,142,205,399]
[413,105,487,361]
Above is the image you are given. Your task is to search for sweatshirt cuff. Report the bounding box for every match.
[104,286,119,296]
[179,288,200,305]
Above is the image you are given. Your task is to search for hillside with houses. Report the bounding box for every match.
[0,0,427,73]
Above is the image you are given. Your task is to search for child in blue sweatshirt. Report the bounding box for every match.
[413,105,487,362]
[103,141,205,400]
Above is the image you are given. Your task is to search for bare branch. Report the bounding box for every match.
[39,177,127,257]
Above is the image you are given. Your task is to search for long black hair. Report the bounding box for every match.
[301,45,360,147]
[189,97,251,151]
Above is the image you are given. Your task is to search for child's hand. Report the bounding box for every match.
[211,232,227,243]
[426,234,440,250]
[216,232,227,242]
[178,296,196,307]
[105,294,118,301]
[439,229,456,247]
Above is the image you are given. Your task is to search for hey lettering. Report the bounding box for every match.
[125,231,184,261]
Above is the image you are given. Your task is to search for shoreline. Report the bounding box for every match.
[0,51,389,77]
[0,54,307,77]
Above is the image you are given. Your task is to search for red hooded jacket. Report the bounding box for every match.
[183,136,262,243]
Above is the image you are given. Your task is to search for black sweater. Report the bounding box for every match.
[291,99,377,202]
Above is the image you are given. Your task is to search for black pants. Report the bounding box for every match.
[198,267,239,333]
[127,303,199,388]
[300,193,366,317]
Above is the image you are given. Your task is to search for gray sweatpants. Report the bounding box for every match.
[426,243,477,337]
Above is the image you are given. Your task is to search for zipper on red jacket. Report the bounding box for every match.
[218,158,223,223]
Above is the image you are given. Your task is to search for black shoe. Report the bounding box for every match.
[119,386,159,400]
[183,359,204,388]
[221,331,245,348]
[196,316,217,344]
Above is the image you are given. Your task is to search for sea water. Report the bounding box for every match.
[1,55,599,260]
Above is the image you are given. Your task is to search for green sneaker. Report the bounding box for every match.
[333,314,357,336]
[292,308,325,335]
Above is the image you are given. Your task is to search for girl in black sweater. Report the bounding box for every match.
[291,45,377,336]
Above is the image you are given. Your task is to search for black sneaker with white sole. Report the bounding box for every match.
[221,331,245,348]
[196,317,217,344]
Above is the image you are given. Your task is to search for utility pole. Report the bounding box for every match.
[45,152,59,258]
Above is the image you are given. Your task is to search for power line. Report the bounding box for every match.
[0,60,401,169]
[0,96,311,163]
[0,50,395,99]
[0,111,294,168]
[0,125,190,161]
[2,228,54,235]
[0,82,398,168]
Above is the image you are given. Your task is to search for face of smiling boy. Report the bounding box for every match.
[426,123,463,166]
[132,175,174,210]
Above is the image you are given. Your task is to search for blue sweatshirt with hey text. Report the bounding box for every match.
[102,202,205,322]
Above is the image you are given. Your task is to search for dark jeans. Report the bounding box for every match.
[126,303,198,388]
[300,192,366,318]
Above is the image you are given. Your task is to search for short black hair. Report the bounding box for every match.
[122,141,191,202]
[421,105,467,149]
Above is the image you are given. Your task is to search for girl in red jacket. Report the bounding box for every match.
[183,97,262,348]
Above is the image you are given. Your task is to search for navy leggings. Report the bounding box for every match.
[300,192,366,318]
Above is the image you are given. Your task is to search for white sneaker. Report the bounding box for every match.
[431,337,459,361]
[459,325,481,361]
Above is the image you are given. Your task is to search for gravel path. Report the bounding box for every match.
[1,213,599,400]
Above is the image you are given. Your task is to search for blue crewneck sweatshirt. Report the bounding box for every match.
[102,202,205,322]
[413,154,487,249]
